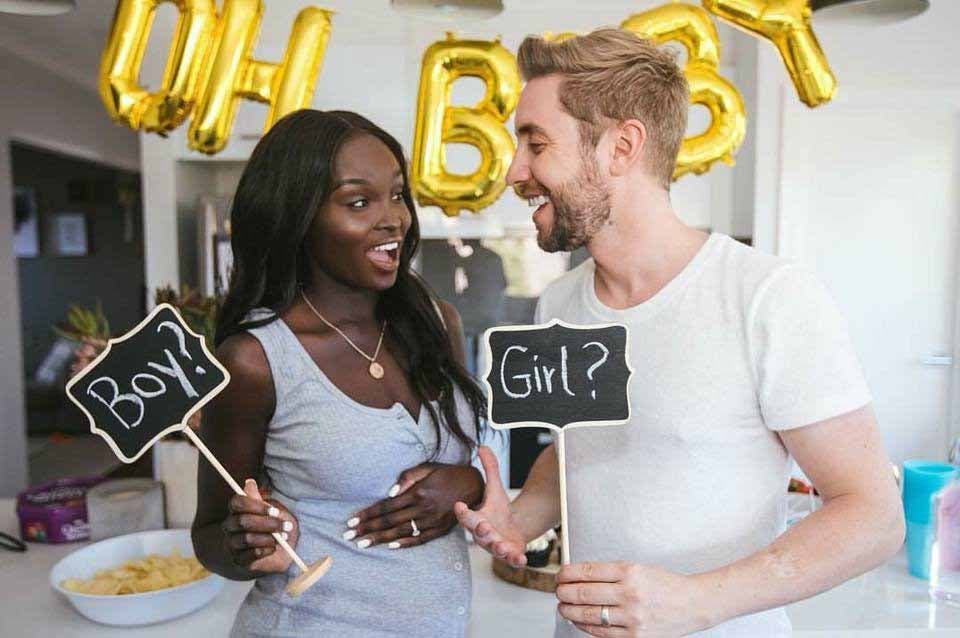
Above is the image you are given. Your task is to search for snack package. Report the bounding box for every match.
[16,476,104,543]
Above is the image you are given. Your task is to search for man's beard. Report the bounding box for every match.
[537,153,611,253]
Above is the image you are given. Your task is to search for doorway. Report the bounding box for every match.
[12,142,148,483]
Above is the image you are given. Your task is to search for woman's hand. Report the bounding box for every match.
[221,479,299,573]
[346,463,484,549]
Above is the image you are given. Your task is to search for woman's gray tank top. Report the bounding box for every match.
[230,312,475,637]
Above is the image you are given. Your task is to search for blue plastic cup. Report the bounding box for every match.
[903,460,960,579]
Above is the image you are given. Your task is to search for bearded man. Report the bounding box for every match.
[456,28,904,638]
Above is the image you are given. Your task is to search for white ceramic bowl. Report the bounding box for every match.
[50,529,225,626]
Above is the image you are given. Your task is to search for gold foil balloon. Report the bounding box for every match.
[411,34,520,217]
[98,0,332,154]
[680,65,746,177]
[188,2,332,154]
[702,0,836,107]
[542,31,580,43]
[622,3,746,179]
[99,0,216,133]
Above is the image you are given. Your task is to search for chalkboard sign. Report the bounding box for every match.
[65,304,230,463]
[480,320,633,565]
[481,320,633,431]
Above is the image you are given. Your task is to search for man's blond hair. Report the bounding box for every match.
[517,28,688,188]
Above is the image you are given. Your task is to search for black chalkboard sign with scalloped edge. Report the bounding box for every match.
[481,320,633,432]
[480,320,633,565]
[66,303,230,463]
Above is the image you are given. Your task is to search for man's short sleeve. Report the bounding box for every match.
[748,265,872,431]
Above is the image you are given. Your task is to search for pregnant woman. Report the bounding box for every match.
[192,109,488,636]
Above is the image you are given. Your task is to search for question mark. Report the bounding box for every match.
[582,341,609,400]
[158,321,206,375]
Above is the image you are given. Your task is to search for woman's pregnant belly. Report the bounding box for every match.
[234,497,472,637]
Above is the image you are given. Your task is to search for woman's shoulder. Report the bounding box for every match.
[216,332,272,391]
[205,331,276,424]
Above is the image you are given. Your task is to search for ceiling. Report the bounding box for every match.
[0,0,746,95]
[1,0,956,96]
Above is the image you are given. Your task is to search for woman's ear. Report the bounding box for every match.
[609,119,647,177]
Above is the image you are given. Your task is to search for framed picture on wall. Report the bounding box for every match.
[13,186,40,258]
[53,212,89,256]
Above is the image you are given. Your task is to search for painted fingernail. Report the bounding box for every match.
[282,521,293,532]
[388,542,401,549]
[342,530,357,541]
[281,532,289,541]
[268,506,280,518]
[347,517,360,528]
[388,484,400,498]
[356,539,372,549]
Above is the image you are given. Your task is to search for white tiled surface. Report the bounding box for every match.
[3,498,959,636]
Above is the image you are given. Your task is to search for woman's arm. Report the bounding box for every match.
[191,332,298,579]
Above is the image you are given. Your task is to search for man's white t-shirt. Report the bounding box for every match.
[538,233,872,638]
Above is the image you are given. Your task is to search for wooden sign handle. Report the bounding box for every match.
[556,430,571,565]
[183,428,331,595]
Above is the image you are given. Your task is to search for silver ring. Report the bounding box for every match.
[600,605,611,627]
[410,519,421,537]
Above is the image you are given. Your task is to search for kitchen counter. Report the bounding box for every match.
[2,498,959,636]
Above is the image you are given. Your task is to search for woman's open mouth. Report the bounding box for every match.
[366,241,401,272]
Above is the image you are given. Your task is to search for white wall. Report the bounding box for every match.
[0,121,25,499]
[0,54,140,496]
[0,58,140,172]
[755,3,960,461]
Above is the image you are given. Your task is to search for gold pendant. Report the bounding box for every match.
[369,361,384,379]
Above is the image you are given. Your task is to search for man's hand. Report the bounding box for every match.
[453,446,529,567]
[555,561,712,637]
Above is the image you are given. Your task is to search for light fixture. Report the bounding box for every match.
[390,0,504,22]
[0,0,76,15]
[811,0,930,25]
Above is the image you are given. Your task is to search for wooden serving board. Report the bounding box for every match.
[491,546,560,593]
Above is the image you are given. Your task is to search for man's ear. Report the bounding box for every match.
[609,119,647,177]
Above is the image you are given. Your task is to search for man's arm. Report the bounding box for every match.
[695,403,904,625]
[512,442,563,541]
[555,404,905,636]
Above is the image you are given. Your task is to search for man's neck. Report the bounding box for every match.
[586,197,709,310]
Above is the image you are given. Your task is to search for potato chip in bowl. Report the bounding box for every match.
[60,550,209,595]
[51,529,224,625]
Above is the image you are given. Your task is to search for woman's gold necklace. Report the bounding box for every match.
[300,290,387,380]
